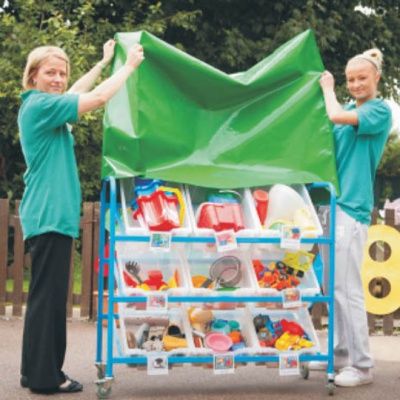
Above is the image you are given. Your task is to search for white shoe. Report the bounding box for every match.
[308,357,349,371]
[334,366,373,387]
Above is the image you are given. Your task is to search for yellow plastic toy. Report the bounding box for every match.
[187,307,214,333]
[281,250,315,278]
[362,224,400,315]
[293,207,316,231]
[274,332,313,351]
[163,334,188,351]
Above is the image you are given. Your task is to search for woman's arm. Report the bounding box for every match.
[68,39,116,95]
[77,43,144,115]
[319,70,358,126]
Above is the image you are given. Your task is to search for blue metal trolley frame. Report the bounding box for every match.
[95,176,337,398]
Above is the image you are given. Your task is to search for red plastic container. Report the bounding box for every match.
[133,190,180,231]
[253,189,269,225]
[197,203,245,232]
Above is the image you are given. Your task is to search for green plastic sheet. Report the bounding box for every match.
[102,29,338,191]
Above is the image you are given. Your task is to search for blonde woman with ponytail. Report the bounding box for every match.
[308,49,391,387]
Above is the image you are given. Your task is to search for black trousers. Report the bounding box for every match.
[21,232,72,390]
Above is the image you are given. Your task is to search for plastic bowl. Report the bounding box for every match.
[204,332,233,352]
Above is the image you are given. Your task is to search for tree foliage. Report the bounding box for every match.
[1,0,400,207]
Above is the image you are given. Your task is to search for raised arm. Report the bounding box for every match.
[319,70,358,126]
[68,39,117,95]
[77,43,144,115]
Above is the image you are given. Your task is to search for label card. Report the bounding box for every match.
[148,354,169,375]
[280,225,301,250]
[149,232,172,252]
[213,353,235,374]
[279,353,300,376]
[282,288,301,308]
[146,293,168,311]
[215,230,238,252]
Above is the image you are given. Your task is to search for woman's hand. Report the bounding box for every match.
[102,39,116,67]
[319,70,335,91]
[125,44,145,71]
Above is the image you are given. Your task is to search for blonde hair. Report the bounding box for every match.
[348,48,383,74]
[22,46,70,90]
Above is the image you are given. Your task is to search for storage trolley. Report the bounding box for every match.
[95,176,337,398]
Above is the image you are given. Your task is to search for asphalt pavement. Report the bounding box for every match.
[1,315,399,400]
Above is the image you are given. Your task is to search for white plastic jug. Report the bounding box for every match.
[264,184,306,229]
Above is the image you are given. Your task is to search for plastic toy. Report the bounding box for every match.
[196,202,245,232]
[204,332,233,352]
[253,260,301,290]
[228,330,243,344]
[293,206,317,231]
[130,178,185,231]
[253,189,269,225]
[125,261,150,291]
[268,219,292,231]
[191,275,214,289]
[206,189,241,204]
[143,270,168,291]
[163,323,188,351]
[254,314,313,350]
[362,224,400,315]
[125,261,173,291]
[280,318,305,336]
[274,331,313,351]
[281,251,315,278]
[264,184,306,229]
[210,319,231,335]
[133,189,182,231]
[133,179,167,202]
[188,307,214,333]
[253,314,283,347]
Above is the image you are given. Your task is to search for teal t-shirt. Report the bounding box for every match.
[335,98,391,225]
[18,90,80,240]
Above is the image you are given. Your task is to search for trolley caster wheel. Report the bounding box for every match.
[95,377,113,399]
[300,364,309,380]
[327,381,335,395]
[96,384,111,399]
[95,362,106,379]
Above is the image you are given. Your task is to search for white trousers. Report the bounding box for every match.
[318,205,373,369]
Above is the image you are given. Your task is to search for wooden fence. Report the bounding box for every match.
[0,199,399,333]
[0,199,101,320]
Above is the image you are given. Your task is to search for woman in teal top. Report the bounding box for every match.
[18,41,144,394]
[309,49,391,387]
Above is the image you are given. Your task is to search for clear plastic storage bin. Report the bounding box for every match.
[115,242,190,299]
[184,249,258,309]
[184,185,260,251]
[118,303,194,357]
[245,184,322,252]
[119,177,192,250]
[248,306,321,355]
[187,306,259,356]
[250,252,321,297]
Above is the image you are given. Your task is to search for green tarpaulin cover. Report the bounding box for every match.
[102,29,338,191]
